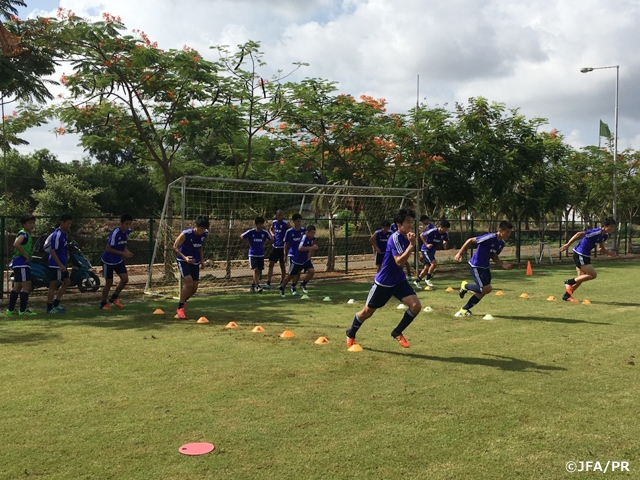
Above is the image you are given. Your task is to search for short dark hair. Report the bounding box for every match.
[120,214,133,223]
[602,217,616,227]
[20,214,36,226]
[195,215,210,228]
[498,220,513,230]
[306,224,316,232]
[255,216,265,225]
[381,220,391,228]
[419,215,429,222]
[60,214,73,223]
[394,208,416,225]
[439,219,451,228]
[292,213,302,221]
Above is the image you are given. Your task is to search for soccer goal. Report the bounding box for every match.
[145,176,420,295]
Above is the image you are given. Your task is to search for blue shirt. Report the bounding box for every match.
[11,231,31,268]
[390,223,398,233]
[242,228,271,257]
[47,228,68,268]
[177,228,208,264]
[375,231,410,287]
[101,227,131,265]
[374,229,392,251]
[292,234,315,264]
[284,227,306,257]
[574,228,609,257]
[271,220,288,248]
[421,227,449,254]
[469,232,505,269]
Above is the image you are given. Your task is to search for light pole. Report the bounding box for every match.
[580,65,619,250]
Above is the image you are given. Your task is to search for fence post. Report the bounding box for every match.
[0,216,5,299]
[345,218,349,274]
[558,217,562,259]
[622,222,627,255]
[516,218,522,264]
[148,218,154,285]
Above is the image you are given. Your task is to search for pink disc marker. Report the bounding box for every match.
[179,442,215,456]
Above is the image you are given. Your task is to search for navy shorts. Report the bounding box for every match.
[269,247,285,263]
[102,261,127,280]
[375,252,385,265]
[49,268,70,282]
[249,256,265,271]
[469,265,491,288]
[366,280,416,309]
[421,250,435,264]
[177,261,200,281]
[290,260,313,276]
[12,266,31,282]
[573,252,592,268]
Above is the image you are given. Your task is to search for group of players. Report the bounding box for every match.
[6,210,617,340]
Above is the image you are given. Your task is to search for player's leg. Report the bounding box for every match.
[346,282,392,347]
[392,282,421,348]
[425,258,438,286]
[457,267,490,316]
[255,258,264,292]
[101,263,114,309]
[415,252,430,286]
[278,256,286,285]
[110,270,129,308]
[7,273,21,314]
[266,259,276,287]
[52,275,71,312]
[280,263,302,297]
[564,254,593,301]
[300,263,314,293]
[19,278,34,315]
[47,269,60,313]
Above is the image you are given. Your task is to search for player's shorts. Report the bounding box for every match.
[288,256,296,275]
[177,261,200,281]
[375,252,385,265]
[48,268,70,282]
[573,252,592,268]
[102,261,127,280]
[269,247,285,263]
[289,260,313,276]
[12,266,31,282]
[366,280,416,309]
[249,256,265,271]
[421,250,435,264]
[469,265,491,288]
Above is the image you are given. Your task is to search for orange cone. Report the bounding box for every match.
[547,296,556,301]
[519,293,529,299]
[526,261,533,276]
[251,325,265,333]
[280,330,295,338]
[197,317,209,324]
[225,321,238,329]
[153,309,164,314]
[314,336,330,344]
[582,299,591,305]
[348,344,363,352]
[445,287,454,292]
[495,291,504,296]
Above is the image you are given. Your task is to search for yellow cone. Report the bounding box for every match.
[348,344,363,352]
[446,287,454,292]
[251,325,265,333]
[495,291,504,296]
[424,286,432,291]
[225,321,238,329]
[153,309,164,314]
[582,299,591,305]
[280,330,295,338]
[197,317,209,324]
[519,293,529,299]
[547,295,556,301]
[174,314,180,319]
[314,336,330,344]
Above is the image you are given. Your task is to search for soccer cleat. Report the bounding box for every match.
[263,283,271,290]
[55,306,66,313]
[19,309,37,316]
[459,281,468,299]
[256,285,264,293]
[395,334,410,348]
[47,307,63,314]
[454,308,472,317]
[111,299,124,308]
[278,286,286,298]
[291,289,300,297]
[301,285,308,294]
[563,295,579,303]
[564,283,574,296]
[413,279,421,288]
[425,279,435,287]
[406,276,413,282]
[5,309,16,315]
[250,286,256,293]
[176,308,186,319]
[346,334,356,348]
[101,303,112,310]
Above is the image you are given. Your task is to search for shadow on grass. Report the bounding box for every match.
[368,348,567,373]
[0,331,62,345]
[497,315,611,325]
[588,301,640,308]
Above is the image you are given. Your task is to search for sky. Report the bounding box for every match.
[12,0,640,162]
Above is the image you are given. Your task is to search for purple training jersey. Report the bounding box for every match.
[573,228,609,257]
[469,232,505,269]
[374,229,393,251]
[292,234,315,264]
[177,228,208,264]
[284,227,306,257]
[374,231,410,287]
[421,227,449,254]
[241,228,271,257]
[101,227,131,265]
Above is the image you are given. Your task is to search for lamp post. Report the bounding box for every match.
[580,65,619,250]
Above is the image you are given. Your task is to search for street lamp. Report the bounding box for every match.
[581,64,619,250]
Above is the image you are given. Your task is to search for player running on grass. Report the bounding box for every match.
[369,220,392,273]
[6,215,37,316]
[100,214,134,310]
[454,221,513,317]
[279,225,317,297]
[414,219,450,288]
[346,208,421,349]
[559,217,616,302]
[174,216,209,319]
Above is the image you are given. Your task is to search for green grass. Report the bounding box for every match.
[2,260,640,479]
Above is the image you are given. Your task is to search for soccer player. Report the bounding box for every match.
[279,225,317,297]
[100,214,134,310]
[559,217,616,302]
[283,213,306,296]
[419,214,435,231]
[173,215,209,319]
[454,220,513,317]
[6,214,37,316]
[415,219,450,287]
[241,216,272,293]
[265,209,289,289]
[46,214,73,314]
[346,208,421,349]
[369,220,392,272]
[390,220,414,281]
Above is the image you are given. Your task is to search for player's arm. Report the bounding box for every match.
[454,237,477,261]
[394,233,416,267]
[105,245,132,258]
[492,253,512,270]
[298,243,318,252]
[369,232,381,253]
[49,248,67,272]
[13,235,29,260]
[560,231,585,252]
[598,241,615,256]
[173,233,192,263]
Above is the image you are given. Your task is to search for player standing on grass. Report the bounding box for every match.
[559,217,616,302]
[265,210,289,290]
[369,220,392,272]
[241,216,272,293]
[174,216,209,319]
[100,214,134,310]
[6,215,37,316]
[279,225,317,297]
[283,213,306,296]
[454,221,513,317]
[346,209,421,349]
[46,214,73,314]
[414,219,450,288]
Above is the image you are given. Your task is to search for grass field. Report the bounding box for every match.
[2,259,639,479]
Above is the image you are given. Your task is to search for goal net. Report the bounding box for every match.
[145,176,420,295]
